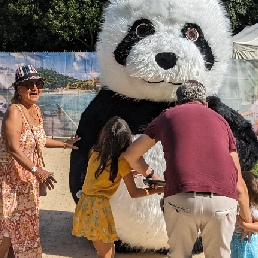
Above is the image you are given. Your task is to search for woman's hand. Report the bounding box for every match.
[64,135,81,149]
[34,167,57,190]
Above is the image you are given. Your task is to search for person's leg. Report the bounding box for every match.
[7,246,15,258]
[201,195,237,258]
[0,237,11,258]
[164,193,201,258]
[92,240,115,258]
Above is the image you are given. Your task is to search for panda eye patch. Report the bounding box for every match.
[185,28,199,41]
[136,23,150,38]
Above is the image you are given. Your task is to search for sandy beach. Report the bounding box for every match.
[40,148,205,258]
[41,90,97,96]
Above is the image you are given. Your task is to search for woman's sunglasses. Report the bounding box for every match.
[19,80,44,90]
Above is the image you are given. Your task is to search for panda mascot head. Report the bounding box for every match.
[70,0,258,253]
[97,0,231,100]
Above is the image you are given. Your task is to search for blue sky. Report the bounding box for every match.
[0,52,100,88]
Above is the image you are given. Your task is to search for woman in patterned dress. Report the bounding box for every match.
[0,65,80,258]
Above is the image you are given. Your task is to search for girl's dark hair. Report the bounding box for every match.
[242,171,258,207]
[11,88,20,104]
[92,116,132,183]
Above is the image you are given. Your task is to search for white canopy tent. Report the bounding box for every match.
[220,23,258,121]
[233,23,258,59]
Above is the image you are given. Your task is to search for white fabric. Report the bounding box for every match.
[76,190,82,198]
[232,23,258,60]
[251,207,258,219]
[4,229,9,237]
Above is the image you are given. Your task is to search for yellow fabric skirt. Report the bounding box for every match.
[72,194,119,243]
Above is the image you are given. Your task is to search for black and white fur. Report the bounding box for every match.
[70,0,258,252]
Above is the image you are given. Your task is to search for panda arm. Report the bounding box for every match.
[69,90,119,200]
[123,171,164,198]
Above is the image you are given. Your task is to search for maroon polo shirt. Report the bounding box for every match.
[144,102,238,199]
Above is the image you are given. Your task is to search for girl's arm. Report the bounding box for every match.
[45,135,80,149]
[123,171,164,198]
[237,215,258,232]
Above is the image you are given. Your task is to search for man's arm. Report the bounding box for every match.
[124,134,157,178]
[230,151,252,223]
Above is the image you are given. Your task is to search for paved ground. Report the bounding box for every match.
[40,148,205,258]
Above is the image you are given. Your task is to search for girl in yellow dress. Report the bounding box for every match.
[72,116,164,258]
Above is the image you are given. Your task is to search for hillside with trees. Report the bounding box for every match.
[0,0,257,52]
[37,68,100,91]
[37,68,78,89]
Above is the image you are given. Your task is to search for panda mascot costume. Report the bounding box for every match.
[69,0,258,254]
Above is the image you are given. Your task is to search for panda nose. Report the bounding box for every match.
[155,52,177,70]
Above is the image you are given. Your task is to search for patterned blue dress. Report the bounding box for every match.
[230,208,258,258]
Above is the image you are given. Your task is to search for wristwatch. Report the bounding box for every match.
[31,165,38,173]
[145,169,154,179]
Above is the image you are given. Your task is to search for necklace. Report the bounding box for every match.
[28,108,39,121]
[21,104,39,122]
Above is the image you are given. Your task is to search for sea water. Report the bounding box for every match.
[37,91,97,125]
[0,89,97,136]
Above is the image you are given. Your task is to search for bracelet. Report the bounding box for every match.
[31,165,37,173]
[145,169,154,179]
[63,141,67,149]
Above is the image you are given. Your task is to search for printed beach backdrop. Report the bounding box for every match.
[0,52,100,137]
[0,52,257,137]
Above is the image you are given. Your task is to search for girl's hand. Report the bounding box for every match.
[64,135,81,149]
[34,168,57,190]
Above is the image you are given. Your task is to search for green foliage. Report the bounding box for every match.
[223,0,258,34]
[37,67,99,91]
[37,67,78,89]
[0,0,257,51]
[251,161,258,176]
[0,0,108,51]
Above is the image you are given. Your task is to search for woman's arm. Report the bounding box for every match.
[3,105,37,171]
[123,171,164,198]
[2,105,56,187]
[45,135,80,149]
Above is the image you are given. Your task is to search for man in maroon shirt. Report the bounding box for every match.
[124,80,251,258]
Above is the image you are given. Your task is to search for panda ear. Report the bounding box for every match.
[219,0,228,7]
